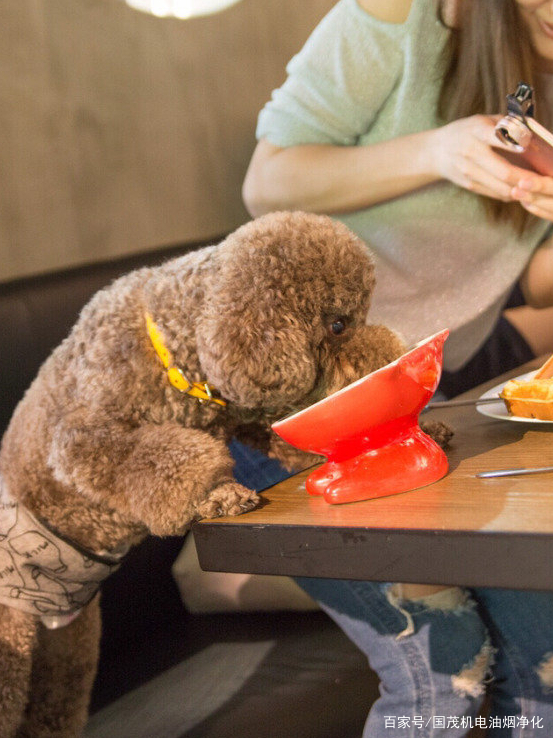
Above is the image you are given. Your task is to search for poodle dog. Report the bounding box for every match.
[0,211,414,737]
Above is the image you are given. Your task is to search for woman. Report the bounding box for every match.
[238,1,553,736]
[244,0,553,392]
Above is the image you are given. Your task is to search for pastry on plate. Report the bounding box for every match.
[500,354,553,420]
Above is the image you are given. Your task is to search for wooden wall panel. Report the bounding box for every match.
[0,0,334,281]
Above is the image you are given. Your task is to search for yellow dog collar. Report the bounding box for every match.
[145,313,226,407]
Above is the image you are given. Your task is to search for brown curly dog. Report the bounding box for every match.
[0,211,412,737]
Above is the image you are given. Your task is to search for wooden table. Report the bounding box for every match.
[193,358,553,590]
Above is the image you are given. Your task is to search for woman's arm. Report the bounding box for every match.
[243,116,531,218]
[520,233,553,308]
[243,134,441,217]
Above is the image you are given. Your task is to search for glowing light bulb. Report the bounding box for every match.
[124,0,243,18]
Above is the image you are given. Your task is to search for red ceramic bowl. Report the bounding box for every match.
[272,330,449,504]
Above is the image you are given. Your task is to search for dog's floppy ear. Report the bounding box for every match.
[195,217,326,409]
[196,288,318,410]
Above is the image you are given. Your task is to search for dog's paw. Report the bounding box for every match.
[195,482,260,519]
[420,419,454,449]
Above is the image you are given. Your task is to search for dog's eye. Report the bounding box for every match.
[329,317,347,336]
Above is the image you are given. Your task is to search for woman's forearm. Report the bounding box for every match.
[243,130,443,217]
[520,236,553,308]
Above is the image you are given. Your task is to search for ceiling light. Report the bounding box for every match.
[124,0,243,19]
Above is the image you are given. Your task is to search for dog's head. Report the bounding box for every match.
[196,212,404,417]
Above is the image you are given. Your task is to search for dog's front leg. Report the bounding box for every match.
[16,596,101,738]
[49,420,259,535]
[0,605,37,738]
[114,424,260,530]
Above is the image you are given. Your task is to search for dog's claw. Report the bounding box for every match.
[196,482,260,520]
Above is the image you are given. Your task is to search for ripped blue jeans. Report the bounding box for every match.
[295,578,553,738]
[230,440,553,737]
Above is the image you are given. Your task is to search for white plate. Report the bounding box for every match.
[476,371,553,423]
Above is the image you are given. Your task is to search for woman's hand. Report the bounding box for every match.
[511,176,553,222]
[433,114,542,203]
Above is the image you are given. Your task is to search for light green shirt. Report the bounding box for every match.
[257,0,550,370]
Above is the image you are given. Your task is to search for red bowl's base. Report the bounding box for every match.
[305,425,448,504]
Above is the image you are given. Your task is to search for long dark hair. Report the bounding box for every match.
[438,0,545,233]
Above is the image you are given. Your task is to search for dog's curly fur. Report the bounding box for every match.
[0,211,421,737]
